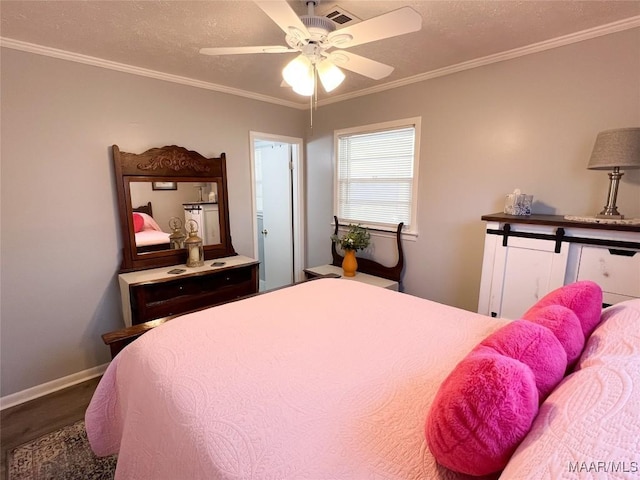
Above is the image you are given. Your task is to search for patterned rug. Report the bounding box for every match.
[7,420,116,480]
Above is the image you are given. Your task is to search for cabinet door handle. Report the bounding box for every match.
[608,249,637,257]
[261,229,268,236]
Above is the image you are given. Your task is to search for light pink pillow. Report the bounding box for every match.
[132,213,144,233]
[425,348,539,476]
[523,304,585,366]
[478,320,567,400]
[523,281,603,338]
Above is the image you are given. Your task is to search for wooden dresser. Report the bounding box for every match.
[118,255,259,327]
[106,145,256,358]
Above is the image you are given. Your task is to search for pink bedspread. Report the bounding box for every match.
[86,278,508,479]
[134,212,170,247]
[134,229,171,247]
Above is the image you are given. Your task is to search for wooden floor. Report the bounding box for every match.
[0,377,101,480]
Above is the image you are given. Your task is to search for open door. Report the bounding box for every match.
[250,133,305,291]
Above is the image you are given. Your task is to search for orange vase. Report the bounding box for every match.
[342,249,358,277]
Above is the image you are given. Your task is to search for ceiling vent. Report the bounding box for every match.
[318,4,361,27]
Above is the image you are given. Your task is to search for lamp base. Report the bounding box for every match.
[596,213,624,219]
[596,168,625,220]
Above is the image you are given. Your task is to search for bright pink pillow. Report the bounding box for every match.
[523,281,603,338]
[478,320,567,400]
[425,348,539,476]
[132,213,144,233]
[523,304,585,366]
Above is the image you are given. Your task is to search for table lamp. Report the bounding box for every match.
[168,217,186,250]
[587,127,640,219]
[185,219,204,267]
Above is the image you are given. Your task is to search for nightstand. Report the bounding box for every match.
[304,265,399,291]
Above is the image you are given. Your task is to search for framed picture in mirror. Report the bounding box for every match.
[152,181,177,191]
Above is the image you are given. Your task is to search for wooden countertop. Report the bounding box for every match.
[481,213,640,233]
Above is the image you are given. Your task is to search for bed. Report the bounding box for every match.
[132,202,171,252]
[85,278,640,479]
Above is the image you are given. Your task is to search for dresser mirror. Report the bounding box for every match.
[129,181,222,251]
[113,145,236,272]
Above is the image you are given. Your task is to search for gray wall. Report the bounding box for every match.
[307,28,640,310]
[0,48,305,396]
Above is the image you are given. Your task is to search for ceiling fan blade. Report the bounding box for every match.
[199,46,295,55]
[254,0,310,40]
[328,50,394,80]
[328,7,421,48]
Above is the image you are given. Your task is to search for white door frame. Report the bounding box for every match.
[249,131,306,283]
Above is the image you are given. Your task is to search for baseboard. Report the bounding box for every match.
[0,363,109,411]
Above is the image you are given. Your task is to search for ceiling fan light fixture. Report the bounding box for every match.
[283,54,314,96]
[292,76,314,96]
[283,54,311,86]
[200,1,423,99]
[317,59,345,93]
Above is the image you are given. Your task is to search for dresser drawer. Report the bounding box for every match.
[576,246,640,299]
[138,267,253,304]
[130,264,258,324]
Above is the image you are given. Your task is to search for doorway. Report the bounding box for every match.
[250,132,305,292]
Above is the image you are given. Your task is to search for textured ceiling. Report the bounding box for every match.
[1,1,639,107]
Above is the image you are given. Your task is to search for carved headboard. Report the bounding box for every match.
[331,216,405,282]
[132,202,153,217]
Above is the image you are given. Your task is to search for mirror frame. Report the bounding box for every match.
[113,144,236,272]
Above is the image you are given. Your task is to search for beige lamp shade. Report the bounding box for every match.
[588,128,640,170]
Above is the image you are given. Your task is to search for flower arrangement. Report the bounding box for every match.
[332,223,371,251]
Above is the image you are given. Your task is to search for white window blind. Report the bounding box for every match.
[336,122,418,230]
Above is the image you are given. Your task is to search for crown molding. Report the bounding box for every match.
[318,15,640,107]
[0,37,307,110]
[2,15,638,111]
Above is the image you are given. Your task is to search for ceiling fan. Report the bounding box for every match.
[199,0,422,96]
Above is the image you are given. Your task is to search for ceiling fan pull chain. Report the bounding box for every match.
[314,65,318,110]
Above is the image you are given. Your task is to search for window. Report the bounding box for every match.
[334,117,420,233]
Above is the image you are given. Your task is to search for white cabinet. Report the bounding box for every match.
[478,213,640,319]
[183,202,220,245]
